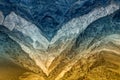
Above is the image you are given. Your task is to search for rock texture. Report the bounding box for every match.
[0,0,120,80]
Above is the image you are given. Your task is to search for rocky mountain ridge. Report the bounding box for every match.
[0,0,120,80]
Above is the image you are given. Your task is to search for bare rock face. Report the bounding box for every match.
[0,0,120,80]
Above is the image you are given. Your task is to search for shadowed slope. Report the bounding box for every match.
[0,0,113,40]
[0,26,47,79]
[0,57,29,80]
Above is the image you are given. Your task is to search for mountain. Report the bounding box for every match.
[0,0,120,80]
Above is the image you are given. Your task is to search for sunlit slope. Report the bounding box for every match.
[46,10,120,80]
[0,0,120,80]
[60,51,120,80]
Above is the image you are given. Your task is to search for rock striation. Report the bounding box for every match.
[0,0,120,80]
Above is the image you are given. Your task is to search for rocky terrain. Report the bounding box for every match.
[0,0,120,80]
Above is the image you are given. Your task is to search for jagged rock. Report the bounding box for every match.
[0,0,120,80]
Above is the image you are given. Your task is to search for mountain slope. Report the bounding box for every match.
[0,0,120,80]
